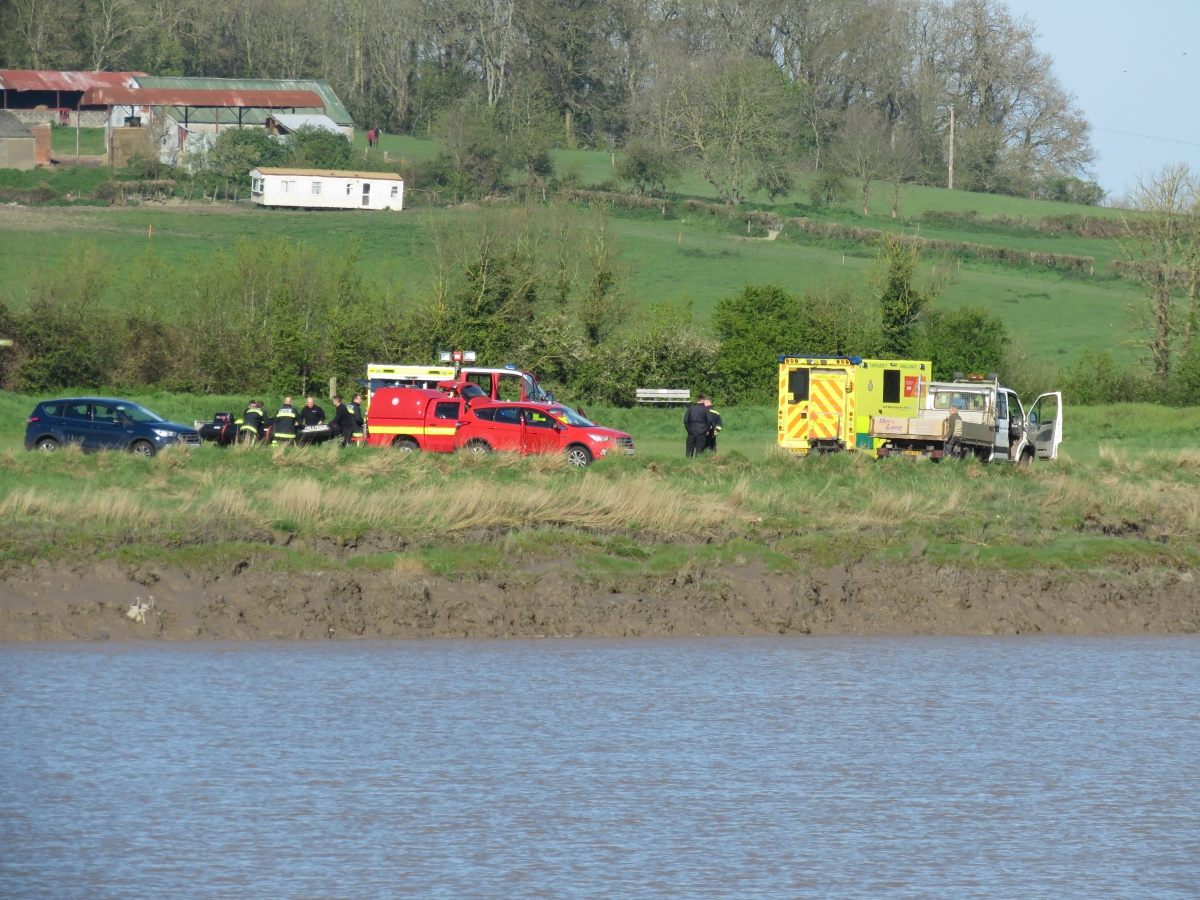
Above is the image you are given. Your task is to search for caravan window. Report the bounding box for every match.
[346,183,353,196]
[391,185,399,198]
[311,181,322,195]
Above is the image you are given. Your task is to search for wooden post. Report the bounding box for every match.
[106,105,112,167]
[329,377,337,400]
[76,108,80,163]
[948,105,955,191]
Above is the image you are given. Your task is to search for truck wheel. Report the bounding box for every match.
[35,437,60,452]
[130,440,156,458]
[1018,448,1034,467]
[465,438,492,455]
[565,444,593,467]
[392,437,420,452]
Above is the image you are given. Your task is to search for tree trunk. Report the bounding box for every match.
[862,181,870,217]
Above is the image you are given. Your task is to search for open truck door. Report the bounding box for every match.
[1027,392,1063,460]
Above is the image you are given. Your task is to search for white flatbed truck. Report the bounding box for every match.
[869,376,1063,464]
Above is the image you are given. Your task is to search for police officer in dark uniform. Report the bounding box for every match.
[273,396,298,445]
[329,395,356,446]
[239,401,265,444]
[684,397,712,457]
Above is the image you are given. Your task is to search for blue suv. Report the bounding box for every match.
[25,398,201,457]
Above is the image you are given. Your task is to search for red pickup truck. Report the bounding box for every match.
[365,390,633,465]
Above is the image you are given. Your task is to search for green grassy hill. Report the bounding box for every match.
[0,137,1138,368]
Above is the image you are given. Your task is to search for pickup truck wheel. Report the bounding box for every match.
[35,437,60,452]
[465,438,492,455]
[392,437,420,452]
[565,444,593,467]
[130,440,156,458]
[1018,448,1034,467]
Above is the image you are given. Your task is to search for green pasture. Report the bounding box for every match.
[49,126,107,156]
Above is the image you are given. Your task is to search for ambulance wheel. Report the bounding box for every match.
[465,439,492,455]
[392,437,420,452]
[565,444,593,467]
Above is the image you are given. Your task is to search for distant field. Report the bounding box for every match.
[0,133,1140,368]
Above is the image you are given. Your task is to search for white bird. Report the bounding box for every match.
[126,597,155,624]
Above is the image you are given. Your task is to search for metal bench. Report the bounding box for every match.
[636,388,691,406]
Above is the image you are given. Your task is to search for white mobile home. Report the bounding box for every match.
[249,167,403,211]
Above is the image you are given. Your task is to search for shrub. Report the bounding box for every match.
[617,141,680,196]
[917,305,1010,382]
[809,170,850,207]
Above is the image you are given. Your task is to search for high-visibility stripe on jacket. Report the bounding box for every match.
[274,406,297,438]
[346,403,365,437]
[240,408,263,434]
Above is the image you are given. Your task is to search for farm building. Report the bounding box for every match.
[250,168,403,211]
[265,114,345,136]
[0,110,36,169]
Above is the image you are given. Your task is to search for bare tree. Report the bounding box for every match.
[646,56,794,205]
[884,124,920,218]
[467,0,516,106]
[832,106,891,216]
[1117,164,1199,382]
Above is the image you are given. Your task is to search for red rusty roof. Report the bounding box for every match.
[80,87,325,109]
[0,70,142,92]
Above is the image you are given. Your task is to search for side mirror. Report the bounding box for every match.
[1029,413,1038,425]
[545,392,554,402]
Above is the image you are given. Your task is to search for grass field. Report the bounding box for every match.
[49,126,107,156]
[1,395,1198,579]
[1,136,1141,368]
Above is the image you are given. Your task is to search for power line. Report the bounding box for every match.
[1093,127,1200,148]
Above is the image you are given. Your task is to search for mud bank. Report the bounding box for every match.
[2,558,1199,640]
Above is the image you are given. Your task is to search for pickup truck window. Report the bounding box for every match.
[498,376,522,402]
[883,369,901,404]
[466,373,492,395]
[433,401,460,420]
[933,391,986,411]
[996,395,1008,419]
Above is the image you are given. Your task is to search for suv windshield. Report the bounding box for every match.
[548,406,593,427]
[110,402,166,424]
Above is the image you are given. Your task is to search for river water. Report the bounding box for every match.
[2,637,1198,899]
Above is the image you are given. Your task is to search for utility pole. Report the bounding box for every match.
[948,105,955,191]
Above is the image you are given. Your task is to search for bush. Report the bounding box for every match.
[209,128,286,186]
[1057,351,1148,405]
[809,170,850,207]
[617,141,680,196]
[283,127,355,170]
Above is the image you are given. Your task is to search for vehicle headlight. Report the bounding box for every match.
[153,429,177,439]
[587,433,611,442]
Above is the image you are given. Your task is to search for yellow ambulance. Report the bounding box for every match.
[777,355,931,456]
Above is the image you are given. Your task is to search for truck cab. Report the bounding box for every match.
[460,366,552,404]
[872,376,1063,463]
[364,388,467,452]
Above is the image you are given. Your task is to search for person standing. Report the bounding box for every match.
[330,395,355,446]
[273,396,298,445]
[704,405,723,454]
[944,408,964,459]
[239,401,265,444]
[349,393,366,444]
[684,397,712,458]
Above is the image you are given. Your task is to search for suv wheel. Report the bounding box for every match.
[35,437,60,452]
[130,440,157,458]
[465,438,492,455]
[565,444,593,467]
[393,437,420,452]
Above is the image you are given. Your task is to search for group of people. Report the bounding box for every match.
[238,395,365,446]
[683,397,723,457]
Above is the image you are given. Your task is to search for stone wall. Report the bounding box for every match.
[7,109,108,128]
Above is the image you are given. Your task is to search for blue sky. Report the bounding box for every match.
[1006,0,1200,197]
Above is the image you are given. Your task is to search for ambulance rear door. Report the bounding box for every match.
[807,368,850,445]
[779,364,811,452]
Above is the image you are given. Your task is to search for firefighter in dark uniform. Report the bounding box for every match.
[273,396,298,445]
[683,397,712,457]
[297,396,326,444]
[348,393,366,444]
[239,401,265,444]
[329,395,356,446]
[704,406,723,453]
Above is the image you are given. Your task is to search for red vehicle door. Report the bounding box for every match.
[496,373,524,402]
[425,400,462,452]
[489,405,524,451]
[521,407,562,454]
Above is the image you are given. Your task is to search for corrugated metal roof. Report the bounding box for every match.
[268,113,344,134]
[135,76,353,125]
[252,167,403,180]
[0,70,141,92]
[81,87,325,108]
[0,110,34,138]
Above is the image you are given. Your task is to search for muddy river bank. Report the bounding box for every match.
[2,557,1198,640]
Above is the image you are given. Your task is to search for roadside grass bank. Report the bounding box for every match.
[4,399,1200,639]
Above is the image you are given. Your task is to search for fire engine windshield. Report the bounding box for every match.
[548,406,593,427]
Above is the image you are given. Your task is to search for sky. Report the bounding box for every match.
[1005,0,1200,198]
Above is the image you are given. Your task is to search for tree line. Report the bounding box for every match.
[0,207,1018,404]
[1,0,1100,203]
